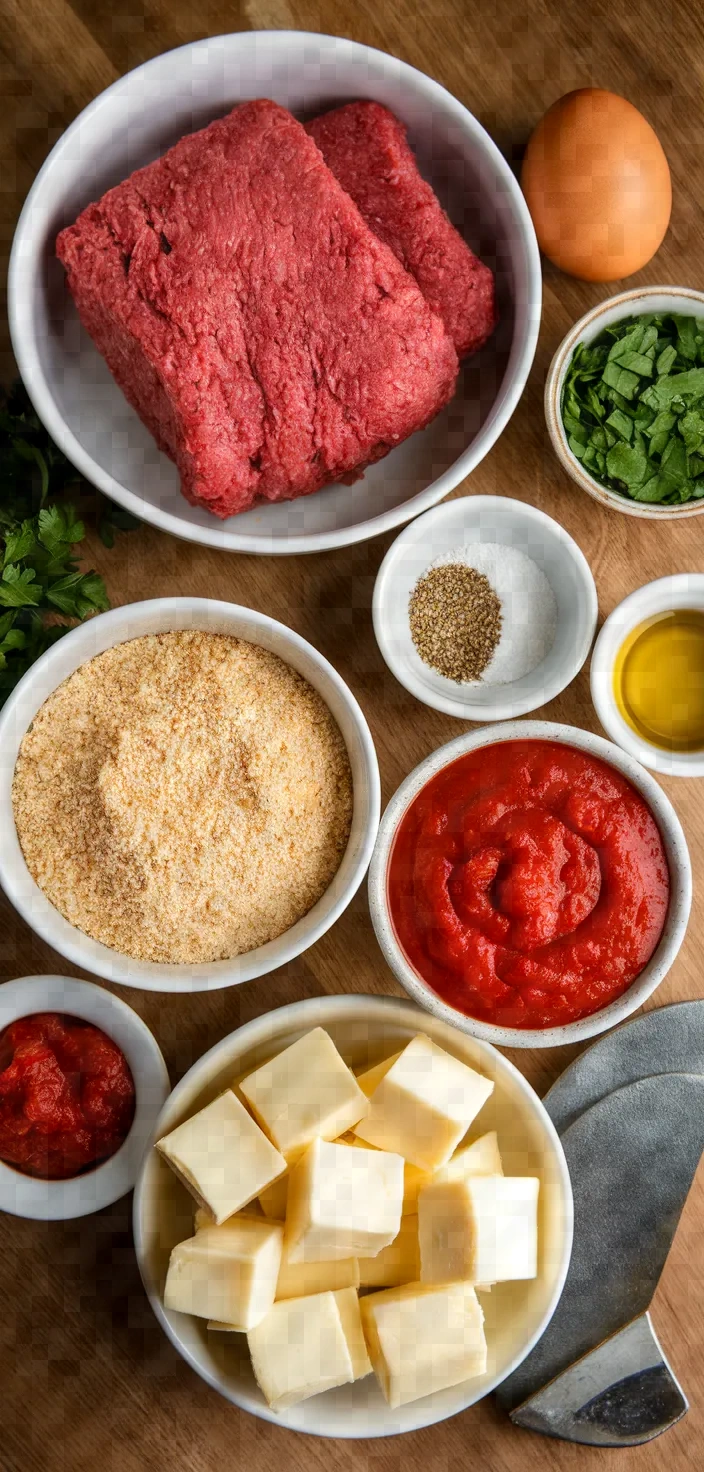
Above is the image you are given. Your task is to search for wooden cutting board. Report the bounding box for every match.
[1,2,703,1469]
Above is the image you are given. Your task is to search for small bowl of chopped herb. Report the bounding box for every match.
[545,286,704,518]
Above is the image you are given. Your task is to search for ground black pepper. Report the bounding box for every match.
[408,563,502,682]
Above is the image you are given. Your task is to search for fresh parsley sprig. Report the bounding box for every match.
[0,381,138,701]
[0,503,110,699]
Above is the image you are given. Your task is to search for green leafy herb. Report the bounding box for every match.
[605,441,648,487]
[0,380,139,702]
[605,408,633,442]
[561,313,704,504]
[656,344,677,376]
[601,360,641,399]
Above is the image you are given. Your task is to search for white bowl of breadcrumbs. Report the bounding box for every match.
[0,599,380,992]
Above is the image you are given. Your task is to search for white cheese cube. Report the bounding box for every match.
[418,1174,539,1284]
[247,1291,354,1410]
[285,1137,404,1264]
[360,1281,487,1408]
[333,1287,372,1380]
[353,1035,494,1171]
[336,1131,432,1215]
[433,1131,503,1186]
[276,1250,360,1301]
[358,1214,420,1289]
[163,1217,283,1329]
[355,1051,403,1097]
[239,1028,369,1155]
[156,1090,286,1225]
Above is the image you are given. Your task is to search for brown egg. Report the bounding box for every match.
[521,88,671,282]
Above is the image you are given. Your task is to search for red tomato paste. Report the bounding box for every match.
[388,740,670,1029]
[0,1012,135,1179]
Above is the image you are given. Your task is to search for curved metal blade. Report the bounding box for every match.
[497,1072,704,1414]
[543,1000,704,1136]
[510,1312,688,1446]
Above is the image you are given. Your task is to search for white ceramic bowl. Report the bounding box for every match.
[545,285,704,520]
[0,598,380,993]
[133,993,573,1438]
[9,31,540,556]
[368,721,691,1049]
[0,974,169,1220]
[372,496,597,720]
[591,573,704,777]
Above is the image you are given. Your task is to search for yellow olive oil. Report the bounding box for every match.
[614,609,704,752]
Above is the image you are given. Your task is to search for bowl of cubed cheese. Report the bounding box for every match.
[133,994,573,1437]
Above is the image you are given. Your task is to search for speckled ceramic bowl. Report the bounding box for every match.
[545,285,704,520]
[368,720,691,1049]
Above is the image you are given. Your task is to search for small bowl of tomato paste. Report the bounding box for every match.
[0,975,169,1218]
[369,721,691,1048]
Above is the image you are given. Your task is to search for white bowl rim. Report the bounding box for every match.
[8,28,542,557]
[0,974,169,1220]
[591,572,704,777]
[132,991,574,1438]
[368,719,691,1048]
[545,284,704,521]
[0,597,380,993]
[372,495,598,719]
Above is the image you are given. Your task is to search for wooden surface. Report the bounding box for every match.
[1,2,704,1468]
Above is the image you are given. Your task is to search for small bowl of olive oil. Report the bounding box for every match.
[591,575,704,776]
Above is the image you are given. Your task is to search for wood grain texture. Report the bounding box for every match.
[1,1,703,1467]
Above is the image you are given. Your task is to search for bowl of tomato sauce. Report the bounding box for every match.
[0,975,169,1218]
[369,721,691,1048]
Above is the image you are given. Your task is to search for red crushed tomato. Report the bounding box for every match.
[0,1012,135,1179]
[388,740,670,1030]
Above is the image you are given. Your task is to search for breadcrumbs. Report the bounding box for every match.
[12,632,353,964]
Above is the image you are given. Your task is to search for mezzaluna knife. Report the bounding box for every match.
[496,1006,704,1448]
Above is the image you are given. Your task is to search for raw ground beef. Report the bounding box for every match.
[307,101,497,359]
[57,100,458,519]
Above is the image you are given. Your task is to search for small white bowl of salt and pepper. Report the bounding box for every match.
[373,496,598,720]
